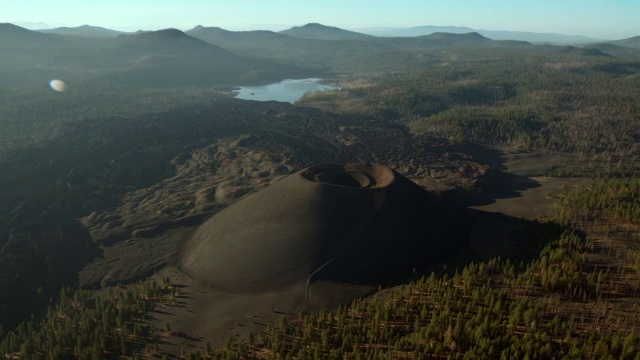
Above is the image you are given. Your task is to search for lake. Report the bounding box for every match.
[234,78,339,103]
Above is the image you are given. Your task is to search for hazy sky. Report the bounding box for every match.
[3,0,639,39]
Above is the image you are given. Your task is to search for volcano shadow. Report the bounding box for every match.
[429,143,543,207]
[315,175,561,289]
[441,170,542,208]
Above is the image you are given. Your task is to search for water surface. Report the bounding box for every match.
[234,78,338,103]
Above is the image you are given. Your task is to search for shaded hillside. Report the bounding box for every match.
[0,23,56,45]
[610,35,640,49]
[100,29,307,86]
[559,45,612,57]
[279,23,374,41]
[0,23,91,78]
[582,36,640,58]
[0,26,314,89]
[583,43,640,58]
[105,28,239,63]
[109,29,315,85]
[39,24,126,37]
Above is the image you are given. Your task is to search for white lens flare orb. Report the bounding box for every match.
[49,79,67,92]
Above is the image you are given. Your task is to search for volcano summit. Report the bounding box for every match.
[180,163,471,295]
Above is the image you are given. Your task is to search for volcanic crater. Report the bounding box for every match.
[179,163,471,297]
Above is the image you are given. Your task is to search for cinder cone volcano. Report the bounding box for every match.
[179,163,469,294]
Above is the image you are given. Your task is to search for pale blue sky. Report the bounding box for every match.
[3,0,639,39]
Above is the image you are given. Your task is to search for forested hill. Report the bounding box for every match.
[300,46,640,159]
[186,25,403,72]
[0,25,315,88]
[610,35,640,49]
[109,29,235,56]
[0,23,59,46]
[187,26,528,73]
[279,23,375,41]
[39,24,125,37]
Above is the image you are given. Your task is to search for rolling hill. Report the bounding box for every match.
[108,28,236,58]
[101,29,313,86]
[575,36,640,58]
[476,29,600,44]
[186,25,403,72]
[610,35,640,50]
[358,25,475,37]
[582,43,640,58]
[279,22,375,41]
[187,25,529,73]
[0,23,77,71]
[39,24,126,37]
[383,31,517,50]
[0,22,59,46]
[358,24,602,44]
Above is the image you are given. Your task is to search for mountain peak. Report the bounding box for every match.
[120,28,190,41]
[38,24,125,37]
[1,22,52,42]
[302,23,328,28]
[0,22,29,32]
[113,27,236,59]
[280,23,372,41]
[152,28,189,37]
[429,31,486,38]
[187,25,227,33]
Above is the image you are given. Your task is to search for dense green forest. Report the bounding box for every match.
[555,179,640,225]
[0,278,178,359]
[301,48,640,158]
[0,86,222,153]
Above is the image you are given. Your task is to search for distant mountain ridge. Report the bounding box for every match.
[186,25,397,72]
[380,31,514,50]
[97,29,314,86]
[2,21,637,88]
[39,25,126,37]
[13,21,52,30]
[358,25,476,37]
[11,21,637,46]
[279,23,374,41]
[357,25,604,44]
[187,24,532,73]
[579,36,640,58]
[609,36,640,50]
[0,25,313,87]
